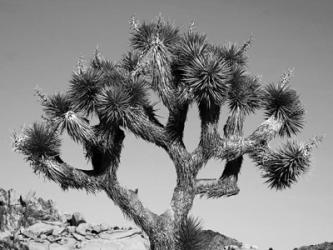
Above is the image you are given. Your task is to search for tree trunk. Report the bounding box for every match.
[147,223,181,250]
[145,189,194,250]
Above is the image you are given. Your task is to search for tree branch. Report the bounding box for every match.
[103,174,158,234]
[214,116,284,160]
[223,108,244,138]
[21,125,159,233]
[191,102,221,171]
[31,158,104,193]
[192,116,283,176]
[195,176,240,198]
[92,127,159,234]
[221,109,245,183]
[165,103,189,143]
[124,108,169,149]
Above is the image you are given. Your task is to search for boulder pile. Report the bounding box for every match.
[0,188,149,249]
[0,188,261,250]
[1,219,149,250]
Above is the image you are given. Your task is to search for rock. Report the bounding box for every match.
[91,223,109,234]
[225,245,240,250]
[72,232,84,241]
[8,189,19,206]
[76,222,90,235]
[0,230,11,240]
[79,233,149,250]
[201,230,242,250]
[24,222,55,237]
[16,234,23,240]
[21,230,37,239]
[40,233,47,240]
[294,242,333,250]
[68,212,86,226]
[85,234,94,240]
[52,226,65,236]
[0,188,61,232]
[98,228,142,241]
[46,234,62,243]
[67,226,76,233]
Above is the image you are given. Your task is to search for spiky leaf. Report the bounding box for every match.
[120,51,140,73]
[218,42,248,67]
[13,123,61,158]
[263,82,305,136]
[96,86,130,126]
[227,69,262,114]
[261,141,311,189]
[181,51,231,106]
[130,18,179,53]
[60,111,94,143]
[176,32,208,62]
[91,48,104,70]
[42,93,72,123]
[176,216,206,250]
[69,68,103,115]
[96,79,148,126]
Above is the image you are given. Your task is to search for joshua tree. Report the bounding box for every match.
[13,16,321,250]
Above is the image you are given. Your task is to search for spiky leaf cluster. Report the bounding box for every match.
[176,216,206,250]
[217,42,248,67]
[13,123,61,159]
[227,69,262,114]
[96,79,148,126]
[263,82,305,136]
[90,52,118,80]
[176,32,208,62]
[41,93,94,143]
[261,141,310,189]
[181,50,231,106]
[42,93,72,123]
[130,19,180,53]
[69,68,104,115]
[172,32,232,106]
[60,111,94,143]
[120,51,140,73]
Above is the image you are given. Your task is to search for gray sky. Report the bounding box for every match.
[0,0,332,249]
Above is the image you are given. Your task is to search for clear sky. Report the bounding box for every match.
[0,0,332,249]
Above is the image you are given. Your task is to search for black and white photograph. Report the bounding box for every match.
[0,0,332,249]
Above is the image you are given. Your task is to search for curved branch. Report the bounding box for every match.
[23,125,159,234]
[31,157,104,193]
[125,108,169,149]
[92,127,159,234]
[103,174,158,234]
